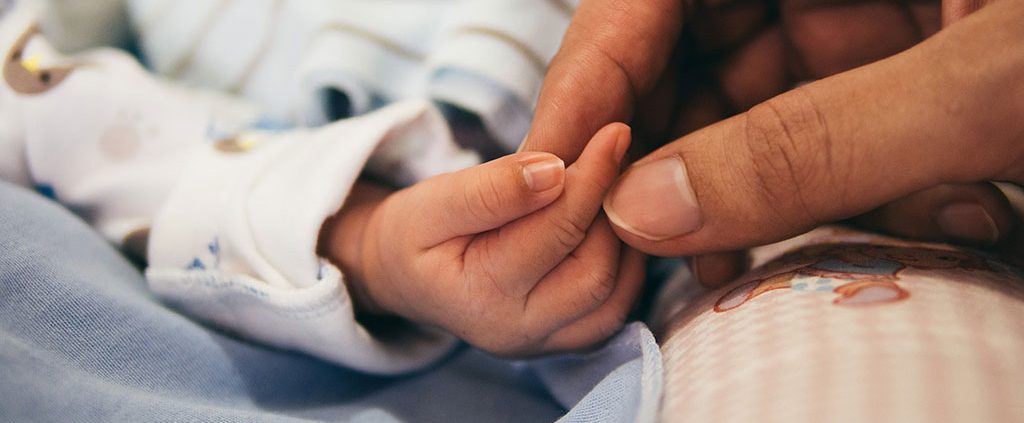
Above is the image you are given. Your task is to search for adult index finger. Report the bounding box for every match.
[522,0,683,163]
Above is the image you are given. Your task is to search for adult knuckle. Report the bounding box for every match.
[587,42,641,103]
[742,90,836,223]
[574,2,664,97]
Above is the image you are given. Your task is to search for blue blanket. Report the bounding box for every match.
[0,182,661,422]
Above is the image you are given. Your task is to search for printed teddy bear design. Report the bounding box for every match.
[714,244,992,312]
[205,117,260,154]
[212,135,259,154]
[98,110,162,162]
[4,25,75,94]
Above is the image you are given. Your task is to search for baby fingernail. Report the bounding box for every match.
[936,202,1000,245]
[522,155,565,192]
[604,155,702,241]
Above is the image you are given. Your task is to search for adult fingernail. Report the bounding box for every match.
[604,155,701,241]
[936,202,1000,245]
[522,155,565,192]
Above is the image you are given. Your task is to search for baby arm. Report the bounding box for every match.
[319,124,646,356]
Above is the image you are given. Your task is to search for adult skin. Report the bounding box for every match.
[522,0,1023,285]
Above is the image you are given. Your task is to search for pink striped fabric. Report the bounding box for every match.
[659,227,1024,422]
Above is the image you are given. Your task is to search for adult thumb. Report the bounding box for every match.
[602,0,1024,256]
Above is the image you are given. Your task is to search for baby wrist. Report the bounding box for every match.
[317,182,393,316]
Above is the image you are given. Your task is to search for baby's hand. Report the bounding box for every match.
[320,124,644,356]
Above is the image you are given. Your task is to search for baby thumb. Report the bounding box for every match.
[409,152,566,246]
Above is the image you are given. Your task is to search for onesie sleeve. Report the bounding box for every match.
[0,3,463,374]
[146,101,464,374]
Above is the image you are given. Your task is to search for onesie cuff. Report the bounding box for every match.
[147,101,460,374]
[426,0,573,149]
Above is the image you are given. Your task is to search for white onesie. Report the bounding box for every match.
[0,1,480,374]
[125,0,578,152]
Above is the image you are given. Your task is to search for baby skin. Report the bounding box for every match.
[318,124,645,357]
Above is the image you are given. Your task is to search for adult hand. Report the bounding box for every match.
[524,0,1023,284]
